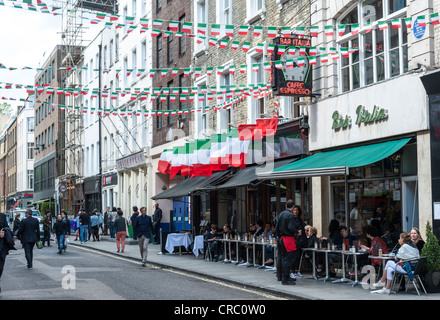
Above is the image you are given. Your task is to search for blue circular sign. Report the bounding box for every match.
[413,19,426,39]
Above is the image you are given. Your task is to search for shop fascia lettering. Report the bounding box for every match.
[332,105,388,130]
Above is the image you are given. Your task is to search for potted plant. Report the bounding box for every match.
[421,221,440,293]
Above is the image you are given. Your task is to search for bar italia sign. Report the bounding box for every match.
[332,105,389,131]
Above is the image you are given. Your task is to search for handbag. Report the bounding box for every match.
[36,240,43,249]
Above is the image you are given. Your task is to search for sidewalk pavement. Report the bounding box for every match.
[70,235,440,300]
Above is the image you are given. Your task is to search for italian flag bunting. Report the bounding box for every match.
[253,25,263,37]
[239,25,249,35]
[324,25,334,37]
[192,139,212,177]
[417,15,426,27]
[197,23,207,34]
[182,22,193,33]
[310,25,319,37]
[231,41,240,50]
[391,19,401,29]
[225,25,234,36]
[210,133,229,171]
[211,24,221,36]
[267,26,277,38]
[431,13,440,25]
[169,20,179,31]
[227,128,249,169]
[378,20,388,30]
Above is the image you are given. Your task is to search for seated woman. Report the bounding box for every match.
[410,227,425,253]
[372,232,420,294]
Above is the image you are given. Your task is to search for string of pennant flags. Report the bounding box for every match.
[1,44,359,81]
[1,80,275,100]
[0,91,274,117]
[1,0,440,40]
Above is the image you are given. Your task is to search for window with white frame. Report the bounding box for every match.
[337,0,408,93]
[195,0,208,53]
[217,65,233,133]
[195,77,209,139]
[246,0,265,23]
[217,0,232,27]
[109,40,114,66]
[27,170,33,190]
[247,50,266,122]
[123,57,128,88]
[141,40,147,69]
[132,48,137,82]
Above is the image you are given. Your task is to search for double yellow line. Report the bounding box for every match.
[74,245,287,300]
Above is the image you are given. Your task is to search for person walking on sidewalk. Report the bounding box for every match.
[109,207,117,238]
[115,209,127,253]
[133,207,155,266]
[130,206,139,240]
[42,210,53,247]
[61,212,70,251]
[90,210,100,241]
[53,214,66,254]
[275,199,298,285]
[16,209,40,269]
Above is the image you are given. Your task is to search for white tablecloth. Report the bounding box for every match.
[193,235,204,257]
[165,232,193,254]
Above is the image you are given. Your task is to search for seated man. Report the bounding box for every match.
[205,224,220,262]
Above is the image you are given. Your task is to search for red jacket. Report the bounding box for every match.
[370,237,389,266]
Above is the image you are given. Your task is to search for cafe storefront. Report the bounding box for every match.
[259,72,432,239]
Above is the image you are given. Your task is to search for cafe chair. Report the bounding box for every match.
[204,239,213,261]
[390,257,427,295]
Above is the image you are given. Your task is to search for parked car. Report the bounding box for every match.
[11,208,44,239]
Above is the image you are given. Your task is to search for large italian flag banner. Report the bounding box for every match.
[157,117,278,178]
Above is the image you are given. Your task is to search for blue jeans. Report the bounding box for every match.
[110,222,116,238]
[57,234,65,251]
[80,225,88,242]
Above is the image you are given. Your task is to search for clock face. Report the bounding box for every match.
[282,50,309,82]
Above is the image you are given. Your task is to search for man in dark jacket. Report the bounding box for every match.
[152,203,162,244]
[42,210,53,247]
[275,199,298,285]
[130,206,139,240]
[133,207,155,266]
[53,214,66,254]
[0,212,10,291]
[16,209,41,269]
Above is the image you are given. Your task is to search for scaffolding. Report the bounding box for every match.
[59,0,117,216]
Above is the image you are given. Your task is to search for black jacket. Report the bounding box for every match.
[16,216,40,244]
[275,210,298,237]
[53,220,66,236]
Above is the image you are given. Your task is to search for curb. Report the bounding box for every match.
[70,242,313,300]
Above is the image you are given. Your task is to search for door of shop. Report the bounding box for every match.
[173,197,190,232]
[402,176,418,232]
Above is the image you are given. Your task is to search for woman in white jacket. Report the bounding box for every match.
[372,232,420,294]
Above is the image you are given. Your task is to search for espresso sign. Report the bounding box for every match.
[271,37,313,97]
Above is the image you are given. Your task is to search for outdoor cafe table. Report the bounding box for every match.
[238,239,259,268]
[165,232,193,254]
[368,254,395,281]
[193,235,204,257]
[342,250,369,287]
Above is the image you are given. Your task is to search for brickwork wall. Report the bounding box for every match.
[152,0,193,148]
[192,0,311,133]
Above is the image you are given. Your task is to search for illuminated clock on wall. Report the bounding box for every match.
[281,50,310,82]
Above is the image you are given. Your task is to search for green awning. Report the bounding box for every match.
[257,138,411,179]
